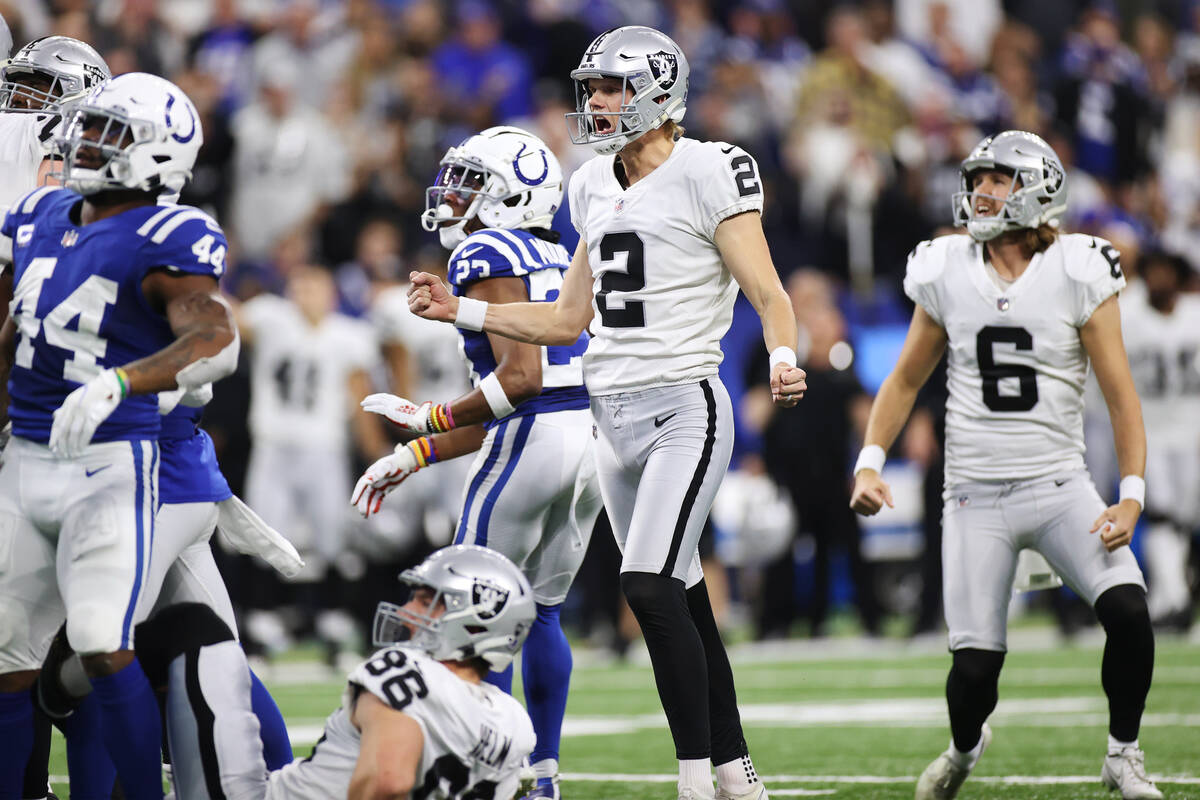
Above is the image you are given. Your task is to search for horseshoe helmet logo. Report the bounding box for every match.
[164,93,196,144]
[512,142,549,186]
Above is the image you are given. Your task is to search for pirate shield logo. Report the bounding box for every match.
[472,579,510,620]
[647,50,678,91]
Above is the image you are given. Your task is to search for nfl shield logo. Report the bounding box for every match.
[61,230,79,247]
[614,197,625,215]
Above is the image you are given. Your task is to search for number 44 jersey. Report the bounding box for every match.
[568,137,764,396]
[904,233,1125,485]
[267,646,534,799]
[2,187,228,443]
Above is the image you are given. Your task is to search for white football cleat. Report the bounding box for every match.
[678,785,716,800]
[914,723,992,800]
[715,782,768,800]
[1101,746,1163,799]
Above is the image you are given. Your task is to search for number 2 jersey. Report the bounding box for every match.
[447,227,589,422]
[267,646,534,799]
[2,187,227,443]
[904,232,1125,485]
[568,137,764,395]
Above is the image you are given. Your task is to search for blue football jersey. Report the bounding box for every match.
[158,405,232,505]
[2,187,228,443]
[447,228,588,423]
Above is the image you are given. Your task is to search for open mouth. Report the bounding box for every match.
[594,116,615,135]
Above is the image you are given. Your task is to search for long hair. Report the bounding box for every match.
[995,223,1058,257]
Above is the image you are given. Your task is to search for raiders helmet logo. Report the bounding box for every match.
[1043,159,1064,192]
[647,50,678,91]
[472,580,510,620]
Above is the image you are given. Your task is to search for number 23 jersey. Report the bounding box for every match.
[568,137,764,395]
[904,233,1125,485]
[268,646,534,799]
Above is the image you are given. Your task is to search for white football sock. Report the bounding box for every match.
[679,757,713,791]
[716,754,760,794]
[532,758,558,780]
[949,732,987,769]
[1109,734,1138,753]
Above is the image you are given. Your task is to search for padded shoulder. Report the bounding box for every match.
[1060,233,1122,284]
[905,234,969,286]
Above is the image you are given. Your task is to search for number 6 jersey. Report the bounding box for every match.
[267,646,534,799]
[904,233,1125,485]
[568,137,764,395]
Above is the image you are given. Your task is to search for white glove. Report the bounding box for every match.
[158,383,214,415]
[216,495,304,578]
[360,393,451,435]
[50,368,126,458]
[351,443,424,518]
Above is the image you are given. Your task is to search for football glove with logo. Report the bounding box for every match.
[360,392,454,435]
[351,439,437,517]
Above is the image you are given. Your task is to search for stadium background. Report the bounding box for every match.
[7,0,1200,702]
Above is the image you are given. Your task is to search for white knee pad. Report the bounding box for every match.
[66,603,123,656]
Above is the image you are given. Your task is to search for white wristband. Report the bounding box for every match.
[479,372,516,419]
[1119,475,1145,509]
[455,297,488,332]
[854,444,886,475]
[769,346,797,371]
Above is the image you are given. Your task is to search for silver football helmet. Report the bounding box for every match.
[373,545,535,671]
[0,14,12,62]
[953,130,1068,242]
[566,26,689,155]
[0,36,110,113]
[421,126,564,249]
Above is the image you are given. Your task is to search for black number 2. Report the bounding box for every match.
[597,232,646,328]
[730,154,761,198]
[976,326,1039,412]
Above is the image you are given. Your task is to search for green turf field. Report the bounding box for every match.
[47,629,1200,799]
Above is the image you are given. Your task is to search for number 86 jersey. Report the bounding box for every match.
[568,137,764,395]
[267,647,534,799]
[904,233,1125,485]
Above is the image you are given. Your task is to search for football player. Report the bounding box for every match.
[849,131,1161,800]
[0,36,110,224]
[0,73,242,799]
[408,26,806,800]
[137,544,536,799]
[352,125,602,799]
[1121,250,1199,631]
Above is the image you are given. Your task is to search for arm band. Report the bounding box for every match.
[854,444,886,475]
[1119,475,1145,509]
[479,372,516,419]
[455,297,488,332]
[769,346,798,371]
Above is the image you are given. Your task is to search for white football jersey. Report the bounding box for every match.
[371,283,472,402]
[0,113,57,264]
[266,647,534,800]
[243,294,379,449]
[568,137,764,395]
[1121,291,1200,445]
[905,233,1125,484]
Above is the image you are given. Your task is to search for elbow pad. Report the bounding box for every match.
[175,296,240,390]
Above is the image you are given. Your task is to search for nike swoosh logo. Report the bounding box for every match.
[1054,479,1068,487]
[653,413,676,427]
[85,465,112,478]
[460,245,484,258]
[617,53,638,60]
[720,145,736,154]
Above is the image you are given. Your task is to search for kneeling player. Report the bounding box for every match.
[138,544,536,799]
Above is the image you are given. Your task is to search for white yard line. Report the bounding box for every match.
[556,773,1200,785]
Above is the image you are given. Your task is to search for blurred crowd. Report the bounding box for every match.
[5,0,1197,655]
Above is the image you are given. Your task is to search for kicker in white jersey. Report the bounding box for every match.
[904,232,1125,485]
[568,137,764,395]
